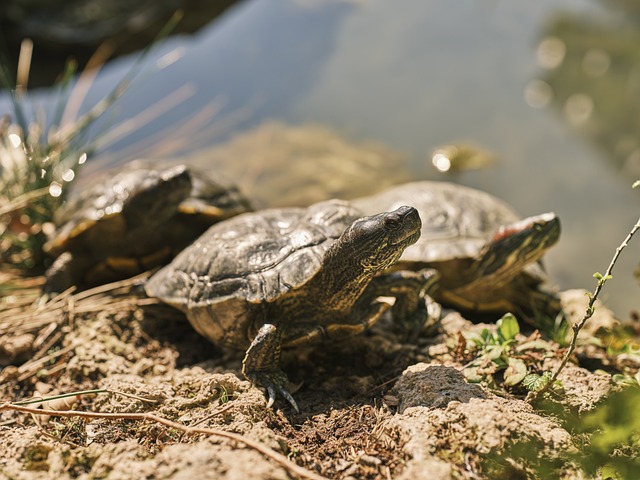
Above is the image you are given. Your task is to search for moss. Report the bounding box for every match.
[22,443,52,471]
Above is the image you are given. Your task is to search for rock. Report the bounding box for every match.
[560,289,620,335]
[542,358,615,413]
[388,363,575,478]
[392,364,486,413]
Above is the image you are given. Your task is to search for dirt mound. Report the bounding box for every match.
[0,277,634,479]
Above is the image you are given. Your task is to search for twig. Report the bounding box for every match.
[177,402,237,442]
[17,343,75,375]
[528,215,640,402]
[0,403,328,480]
[188,402,236,428]
[12,389,159,409]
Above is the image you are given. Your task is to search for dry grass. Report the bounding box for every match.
[0,270,152,384]
[0,271,148,335]
[0,13,188,273]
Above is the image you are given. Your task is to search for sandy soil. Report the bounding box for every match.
[0,276,633,480]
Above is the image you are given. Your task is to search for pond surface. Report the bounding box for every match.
[2,0,639,319]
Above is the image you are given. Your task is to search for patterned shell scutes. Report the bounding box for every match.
[45,166,190,256]
[354,181,520,263]
[146,199,363,309]
[56,167,172,225]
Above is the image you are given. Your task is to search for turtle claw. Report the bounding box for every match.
[266,385,276,409]
[396,291,443,342]
[401,305,429,342]
[243,323,299,411]
[281,390,299,413]
[265,384,299,413]
[247,370,299,413]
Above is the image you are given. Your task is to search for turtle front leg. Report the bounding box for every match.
[365,268,441,338]
[44,252,93,295]
[242,323,299,412]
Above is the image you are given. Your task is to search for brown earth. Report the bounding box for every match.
[0,275,633,480]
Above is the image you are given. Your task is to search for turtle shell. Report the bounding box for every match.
[44,161,252,292]
[44,164,193,258]
[144,199,362,348]
[353,181,520,264]
[167,168,253,249]
[352,181,562,316]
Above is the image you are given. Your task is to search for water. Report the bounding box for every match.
[2,0,638,318]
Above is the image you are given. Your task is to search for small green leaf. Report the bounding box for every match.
[522,373,540,390]
[497,313,520,342]
[480,328,496,345]
[522,372,552,392]
[600,463,623,480]
[463,367,484,383]
[492,356,508,370]
[593,272,612,285]
[516,339,551,352]
[465,332,484,348]
[486,344,505,360]
[551,318,572,346]
[504,358,528,386]
[611,373,639,387]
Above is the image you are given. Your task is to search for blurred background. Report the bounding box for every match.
[1,0,638,319]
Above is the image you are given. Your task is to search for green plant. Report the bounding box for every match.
[0,14,182,273]
[612,369,640,388]
[522,371,560,393]
[463,313,530,387]
[483,387,640,479]
[546,313,572,346]
[570,387,640,479]
[219,385,230,404]
[528,181,640,402]
[0,108,86,271]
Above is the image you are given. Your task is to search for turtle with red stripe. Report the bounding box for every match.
[354,182,562,320]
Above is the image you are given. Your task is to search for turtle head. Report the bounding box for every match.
[121,165,193,228]
[342,205,422,273]
[475,212,561,280]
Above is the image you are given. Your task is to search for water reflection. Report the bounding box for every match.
[82,0,355,158]
[0,0,245,87]
[430,143,498,174]
[1,0,639,318]
[536,8,640,177]
[181,121,411,208]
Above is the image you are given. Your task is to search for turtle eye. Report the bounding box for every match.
[384,215,400,230]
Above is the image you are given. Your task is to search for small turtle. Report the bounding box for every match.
[44,162,251,293]
[145,200,435,411]
[353,181,561,319]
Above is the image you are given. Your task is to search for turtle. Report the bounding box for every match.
[353,181,562,320]
[43,161,252,294]
[145,199,436,411]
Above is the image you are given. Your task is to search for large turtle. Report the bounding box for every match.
[353,181,562,319]
[44,162,251,293]
[145,200,435,411]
